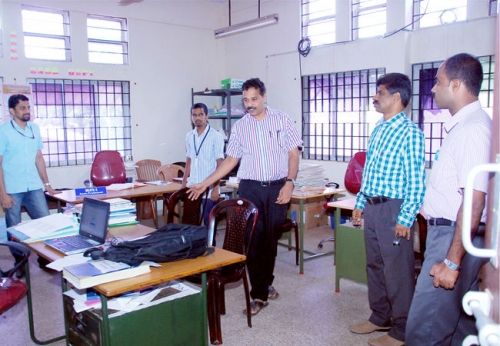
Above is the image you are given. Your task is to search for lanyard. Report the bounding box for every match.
[193,125,211,158]
[11,120,35,139]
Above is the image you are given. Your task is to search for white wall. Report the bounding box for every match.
[218,0,496,187]
[0,0,496,189]
[0,0,227,187]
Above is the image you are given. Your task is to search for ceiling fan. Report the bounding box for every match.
[118,0,143,6]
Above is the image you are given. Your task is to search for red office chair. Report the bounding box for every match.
[344,151,367,194]
[90,151,127,187]
[206,198,258,345]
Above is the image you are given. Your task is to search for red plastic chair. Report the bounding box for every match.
[344,151,367,194]
[206,198,258,345]
[90,151,127,187]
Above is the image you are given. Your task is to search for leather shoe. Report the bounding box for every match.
[349,320,391,334]
[368,334,404,346]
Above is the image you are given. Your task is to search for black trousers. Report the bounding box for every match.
[363,198,415,341]
[238,179,288,301]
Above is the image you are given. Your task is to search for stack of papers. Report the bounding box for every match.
[64,281,200,315]
[107,198,138,227]
[295,163,328,189]
[145,180,171,186]
[106,182,145,191]
[8,213,78,243]
[74,198,138,227]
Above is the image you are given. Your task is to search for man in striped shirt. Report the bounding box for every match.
[188,78,302,315]
[406,53,491,345]
[349,73,425,346]
[182,102,225,225]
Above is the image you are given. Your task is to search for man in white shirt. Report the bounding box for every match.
[406,53,491,345]
[182,103,224,225]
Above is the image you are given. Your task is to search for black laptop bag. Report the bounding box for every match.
[86,224,211,266]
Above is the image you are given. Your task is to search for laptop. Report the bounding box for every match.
[45,198,111,255]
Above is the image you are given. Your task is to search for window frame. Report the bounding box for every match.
[302,67,386,162]
[301,0,336,47]
[411,55,494,166]
[27,78,132,167]
[412,0,467,30]
[21,5,71,62]
[352,0,387,40]
[87,14,129,65]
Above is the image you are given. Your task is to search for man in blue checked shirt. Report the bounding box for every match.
[349,73,425,346]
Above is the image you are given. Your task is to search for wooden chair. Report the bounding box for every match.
[158,164,185,182]
[135,159,161,182]
[206,198,258,345]
[158,164,186,217]
[133,159,162,226]
[165,187,207,225]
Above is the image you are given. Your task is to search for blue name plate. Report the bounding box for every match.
[75,187,107,197]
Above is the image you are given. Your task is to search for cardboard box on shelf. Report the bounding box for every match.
[220,78,244,90]
[290,198,328,230]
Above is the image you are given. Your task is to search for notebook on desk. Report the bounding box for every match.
[45,198,111,255]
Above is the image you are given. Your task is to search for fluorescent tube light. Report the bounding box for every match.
[214,13,278,39]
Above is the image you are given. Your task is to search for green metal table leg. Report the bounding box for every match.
[101,294,111,346]
[26,262,66,345]
[335,207,341,292]
[299,199,305,274]
[201,273,208,346]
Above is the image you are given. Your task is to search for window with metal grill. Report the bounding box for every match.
[301,0,336,46]
[27,78,132,167]
[413,0,467,29]
[21,6,71,61]
[352,0,386,39]
[411,55,494,166]
[302,68,385,162]
[490,0,498,16]
[87,14,128,65]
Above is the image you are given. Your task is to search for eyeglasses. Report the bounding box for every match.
[10,120,34,139]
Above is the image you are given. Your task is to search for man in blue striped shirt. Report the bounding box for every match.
[349,73,425,346]
[182,102,225,225]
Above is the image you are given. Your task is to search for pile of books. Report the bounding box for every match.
[63,259,151,289]
[105,198,138,227]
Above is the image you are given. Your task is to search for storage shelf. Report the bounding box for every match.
[191,88,243,135]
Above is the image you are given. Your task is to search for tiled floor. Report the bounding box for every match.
[0,224,377,346]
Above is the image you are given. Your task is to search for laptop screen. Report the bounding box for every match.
[79,198,110,242]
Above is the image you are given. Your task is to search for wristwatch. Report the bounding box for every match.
[44,182,51,187]
[285,178,295,185]
[444,258,459,271]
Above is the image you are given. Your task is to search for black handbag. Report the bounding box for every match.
[85,224,212,266]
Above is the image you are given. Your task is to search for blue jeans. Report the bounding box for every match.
[5,189,49,260]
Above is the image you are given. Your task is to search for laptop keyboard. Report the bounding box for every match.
[62,236,93,248]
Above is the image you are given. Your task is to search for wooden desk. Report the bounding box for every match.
[327,198,367,292]
[48,183,181,227]
[290,188,345,274]
[226,183,345,274]
[23,223,245,345]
